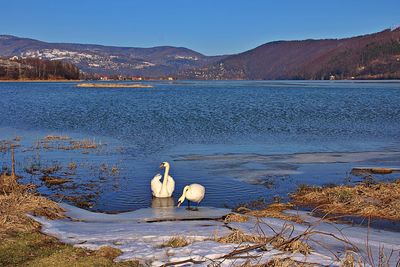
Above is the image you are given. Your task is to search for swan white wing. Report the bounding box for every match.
[166,175,175,196]
[150,173,162,197]
[186,184,205,203]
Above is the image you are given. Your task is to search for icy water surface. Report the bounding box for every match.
[0,81,399,212]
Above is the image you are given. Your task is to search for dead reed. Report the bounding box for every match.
[41,176,71,186]
[160,236,190,248]
[44,135,71,141]
[244,203,303,223]
[0,174,65,237]
[217,229,268,244]
[291,179,400,220]
[224,213,249,223]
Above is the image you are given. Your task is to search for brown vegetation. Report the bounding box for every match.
[53,193,94,209]
[216,228,311,256]
[0,139,19,152]
[111,166,119,175]
[44,135,71,141]
[224,213,249,223]
[0,172,138,266]
[291,179,400,220]
[76,83,153,88]
[68,162,77,171]
[236,203,303,223]
[0,174,65,237]
[69,139,99,149]
[160,236,189,248]
[217,229,268,244]
[0,232,139,267]
[39,136,102,151]
[40,163,62,175]
[240,258,311,267]
[41,176,71,186]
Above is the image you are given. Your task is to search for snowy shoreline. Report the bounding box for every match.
[31,203,400,266]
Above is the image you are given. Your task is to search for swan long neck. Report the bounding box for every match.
[178,187,188,203]
[162,164,170,189]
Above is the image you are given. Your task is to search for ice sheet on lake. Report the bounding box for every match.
[31,204,400,266]
[58,203,230,222]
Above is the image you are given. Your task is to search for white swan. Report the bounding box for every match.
[151,162,175,198]
[177,183,205,210]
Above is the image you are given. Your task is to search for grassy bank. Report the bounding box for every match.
[0,173,138,267]
[291,179,400,221]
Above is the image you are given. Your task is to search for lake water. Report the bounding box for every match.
[0,80,399,212]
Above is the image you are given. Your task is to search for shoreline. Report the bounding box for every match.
[1,157,400,266]
[0,79,82,82]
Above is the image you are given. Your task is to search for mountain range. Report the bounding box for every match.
[1,27,400,80]
[0,35,225,77]
[181,27,400,80]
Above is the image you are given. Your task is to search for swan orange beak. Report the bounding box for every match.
[177,201,182,207]
[159,163,164,168]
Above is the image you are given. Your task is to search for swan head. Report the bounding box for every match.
[159,161,170,169]
[177,185,189,207]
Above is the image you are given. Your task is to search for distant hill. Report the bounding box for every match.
[2,28,400,80]
[0,57,79,80]
[180,28,400,80]
[0,35,225,77]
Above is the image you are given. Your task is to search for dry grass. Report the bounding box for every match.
[160,236,189,248]
[242,203,303,223]
[111,165,119,175]
[224,213,249,223]
[44,135,71,141]
[24,162,41,175]
[0,232,139,267]
[291,179,400,220]
[217,229,268,244]
[40,136,101,151]
[0,172,136,266]
[95,246,123,259]
[68,162,77,171]
[0,140,16,152]
[0,174,65,237]
[264,258,310,267]
[69,139,98,149]
[340,251,363,267]
[269,236,311,255]
[40,163,62,175]
[41,176,71,186]
[77,83,152,88]
[239,257,311,267]
[53,193,94,209]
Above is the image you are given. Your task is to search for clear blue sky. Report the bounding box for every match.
[1,0,399,55]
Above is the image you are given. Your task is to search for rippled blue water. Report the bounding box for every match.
[0,81,399,211]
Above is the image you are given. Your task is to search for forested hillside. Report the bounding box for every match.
[180,28,400,80]
[0,57,80,80]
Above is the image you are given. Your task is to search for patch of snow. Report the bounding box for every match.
[174,55,199,61]
[133,61,155,69]
[391,24,400,31]
[21,49,95,61]
[30,204,400,266]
